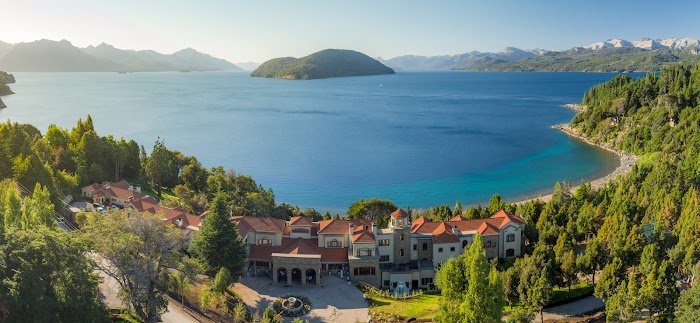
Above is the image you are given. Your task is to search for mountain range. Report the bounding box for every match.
[0,39,241,72]
[379,37,700,71]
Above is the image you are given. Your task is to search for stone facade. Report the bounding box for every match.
[416,239,433,262]
[272,255,321,285]
[348,258,380,286]
[392,227,412,264]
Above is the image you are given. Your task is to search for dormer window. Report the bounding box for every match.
[327,239,340,248]
[257,237,270,245]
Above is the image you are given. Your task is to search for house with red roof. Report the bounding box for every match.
[234,208,525,289]
[81,180,144,207]
[82,180,205,244]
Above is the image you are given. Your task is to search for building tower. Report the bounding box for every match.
[389,208,412,264]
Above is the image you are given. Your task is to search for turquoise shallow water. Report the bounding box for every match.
[0,71,632,212]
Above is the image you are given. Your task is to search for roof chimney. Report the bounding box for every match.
[349,222,354,235]
[452,224,459,235]
[372,222,377,234]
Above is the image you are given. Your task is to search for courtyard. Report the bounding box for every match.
[233,275,369,322]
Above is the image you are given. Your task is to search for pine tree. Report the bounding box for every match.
[461,234,504,323]
[527,268,552,323]
[453,201,462,216]
[22,183,55,229]
[3,187,21,229]
[434,256,464,323]
[189,194,247,278]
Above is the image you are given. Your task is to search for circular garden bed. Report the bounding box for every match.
[272,294,312,317]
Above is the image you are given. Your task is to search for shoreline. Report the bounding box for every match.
[514,123,638,204]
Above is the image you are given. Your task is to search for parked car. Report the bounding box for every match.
[92,203,101,209]
[96,206,106,213]
[110,205,120,210]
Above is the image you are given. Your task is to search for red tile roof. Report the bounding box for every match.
[317,219,373,235]
[129,196,203,231]
[234,216,286,234]
[431,223,460,244]
[290,216,312,226]
[449,215,468,222]
[391,208,409,219]
[278,238,319,255]
[478,222,500,236]
[247,238,349,262]
[491,210,526,228]
[352,231,376,243]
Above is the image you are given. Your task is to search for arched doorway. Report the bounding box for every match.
[291,268,302,284]
[277,268,287,283]
[305,269,316,284]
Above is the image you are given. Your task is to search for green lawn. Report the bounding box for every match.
[368,293,442,321]
[369,282,594,321]
[140,185,178,201]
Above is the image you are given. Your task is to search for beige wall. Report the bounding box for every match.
[377,233,394,263]
[318,234,348,248]
[290,226,311,239]
[253,232,282,246]
[499,224,523,258]
[352,242,376,257]
[432,242,461,267]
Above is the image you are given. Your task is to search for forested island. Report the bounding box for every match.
[251,49,395,80]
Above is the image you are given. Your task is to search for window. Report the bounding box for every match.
[413,244,417,251]
[422,242,428,251]
[438,247,443,253]
[462,240,468,249]
[450,247,455,252]
[291,227,309,233]
[506,234,515,242]
[380,255,390,262]
[506,249,515,257]
[384,280,390,287]
[421,277,433,285]
[485,240,492,248]
[358,248,372,257]
[399,249,404,257]
[327,239,341,248]
[322,264,327,270]
[257,237,270,245]
[400,233,405,240]
[354,267,376,276]
[379,239,390,246]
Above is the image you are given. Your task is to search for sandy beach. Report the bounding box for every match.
[515,123,638,204]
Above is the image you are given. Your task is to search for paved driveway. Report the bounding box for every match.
[539,296,604,322]
[234,275,369,322]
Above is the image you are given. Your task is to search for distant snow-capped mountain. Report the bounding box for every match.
[583,37,699,51]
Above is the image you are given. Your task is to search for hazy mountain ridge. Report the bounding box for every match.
[382,37,700,71]
[252,49,395,80]
[0,39,240,72]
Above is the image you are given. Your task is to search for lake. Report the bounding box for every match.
[0,71,628,212]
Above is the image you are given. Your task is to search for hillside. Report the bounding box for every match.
[0,39,122,72]
[0,39,240,72]
[251,49,395,80]
[462,47,700,72]
[379,47,542,70]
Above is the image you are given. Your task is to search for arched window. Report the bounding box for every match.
[399,249,404,257]
[462,240,468,249]
[400,233,405,241]
[422,242,428,251]
[485,240,492,248]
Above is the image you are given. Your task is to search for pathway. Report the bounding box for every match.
[538,296,604,322]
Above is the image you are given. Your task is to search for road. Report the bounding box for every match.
[95,255,200,323]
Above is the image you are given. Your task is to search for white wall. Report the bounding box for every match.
[432,242,461,267]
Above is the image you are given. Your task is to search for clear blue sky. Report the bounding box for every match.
[3,0,699,62]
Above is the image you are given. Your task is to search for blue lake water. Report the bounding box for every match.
[0,71,631,212]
